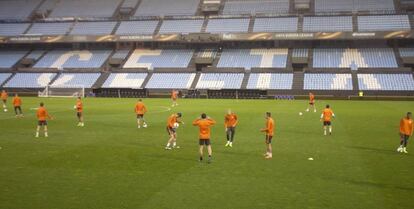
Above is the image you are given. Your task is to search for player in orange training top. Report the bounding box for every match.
[36,102,52,138]
[397,112,413,154]
[171,90,179,107]
[306,92,316,113]
[193,113,216,163]
[224,109,238,147]
[165,112,183,150]
[135,99,148,128]
[75,97,84,127]
[12,94,23,117]
[320,104,335,136]
[1,90,8,112]
[260,112,274,159]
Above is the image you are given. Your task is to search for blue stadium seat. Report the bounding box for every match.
[217,49,288,69]
[0,51,28,68]
[34,50,112,69]
[196,73,244,89]
[358,74,414,91]
[304,74,353,90]
[102,73,148,88]
[5,73,56,88]
[124,49,193,69]
[146,73,196,89]
[247,73,293,90]
[50,73,101,88]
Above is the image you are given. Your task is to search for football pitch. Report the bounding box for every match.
[0,97,413,209]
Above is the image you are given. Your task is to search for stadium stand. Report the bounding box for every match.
[358,15,411,31]
[313,48,398,69]
[47,0,122,18]
[134,0,199,16]
[197,49,217,59]
[50,73,101,88]
[0,0,42,19]
[222,0,290,15]
[26,22,73,35]
[25,50,46,60]
[115,21,159,35]
[246,73,293,90]
[159,19,204,34]
[253,17,298,32]
[111,50,131,60]
[0,73,12,86]
[304,74,353,90]
[217,49,288,69]
[123,49,193,69]
[70,22,117,35]
[315,0,395,13]
[303,16,353,32]
[292,49,309,58]
[102,73,148,88]
[358,74,414,91]
[4,73,56,88]
[145,73,196,89]
[121,0,140,8]
[399,48,414,57]
[206,18,250,33]
[196,73,244,89]
[34,50,112,69]
[0,23,30,36]
[0,51,28,68]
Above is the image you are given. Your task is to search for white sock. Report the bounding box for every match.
[324,130,327,135]
[166,143,170,147]
[45,132,48,137]
[36,132,39,137]
[329,127,332,133]
[173,142,176,147]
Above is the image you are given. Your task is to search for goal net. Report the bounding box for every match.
[38,86,85,98]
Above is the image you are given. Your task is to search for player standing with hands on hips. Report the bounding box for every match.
[260,112,274,159]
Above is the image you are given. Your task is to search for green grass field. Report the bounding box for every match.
[0,97,413,209]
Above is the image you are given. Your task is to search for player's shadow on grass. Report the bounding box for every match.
[345,145,411,157]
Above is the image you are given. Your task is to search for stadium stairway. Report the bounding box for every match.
[141,72,152,88]
[298,15,303,32]
[351,71,359,92]
[92,72,110,89]
[292,72,304,90]
[248,16,255,33]
[352,14,358,32]
[190,72,201,89]
[393,47,404,67]
[154,19,163,35]
[28,0,47,19]
[201,18,209,33]
[0,73,16,87]
[48,72,61,86]
[240,72,250,89]
[112,0,127,18]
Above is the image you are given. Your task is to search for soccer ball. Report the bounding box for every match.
[4,109,7,112]
[73,105,77,109]
[173,122,179,128]
[299,112,303,116]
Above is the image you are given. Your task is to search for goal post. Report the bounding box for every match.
[38,85,85,98]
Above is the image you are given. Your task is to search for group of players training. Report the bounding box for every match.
[1,90,413,162]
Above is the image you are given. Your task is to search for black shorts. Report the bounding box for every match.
[199,139,211,145]
[38,120,47,126]
[77,112,82,117]
[401,134,410,141]
[2,99,6,103]
[309,102,314,105]
[136,114,144,119]
[166,126,176,135]
[323,121,331,126]
[265,135,273,144]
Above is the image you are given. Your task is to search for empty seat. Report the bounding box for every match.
[223,0,290,15]
[70,22,117,35]
[5,73,56,88]
[34,50,112,69]
[0,23,30,36]
[146,73,196,89]
[50,73,101,88]
[303,16,353,32]
[253,17,298,32]
[196,73,244,89]
[134,0,199,16]
[247,73,293,90]
[116,21,159,35]
[159,19,204,34]
[206,18,250,33]
[27,22,72,35]
[358,74,414,91]
[358,15,411,32]
[0,51,28,68]
[304,74,353,90]
[217,49,288,69]
[102,73,148,88]
[47,0,122,18]
[123,49,193,69]
[0,73,12,86]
